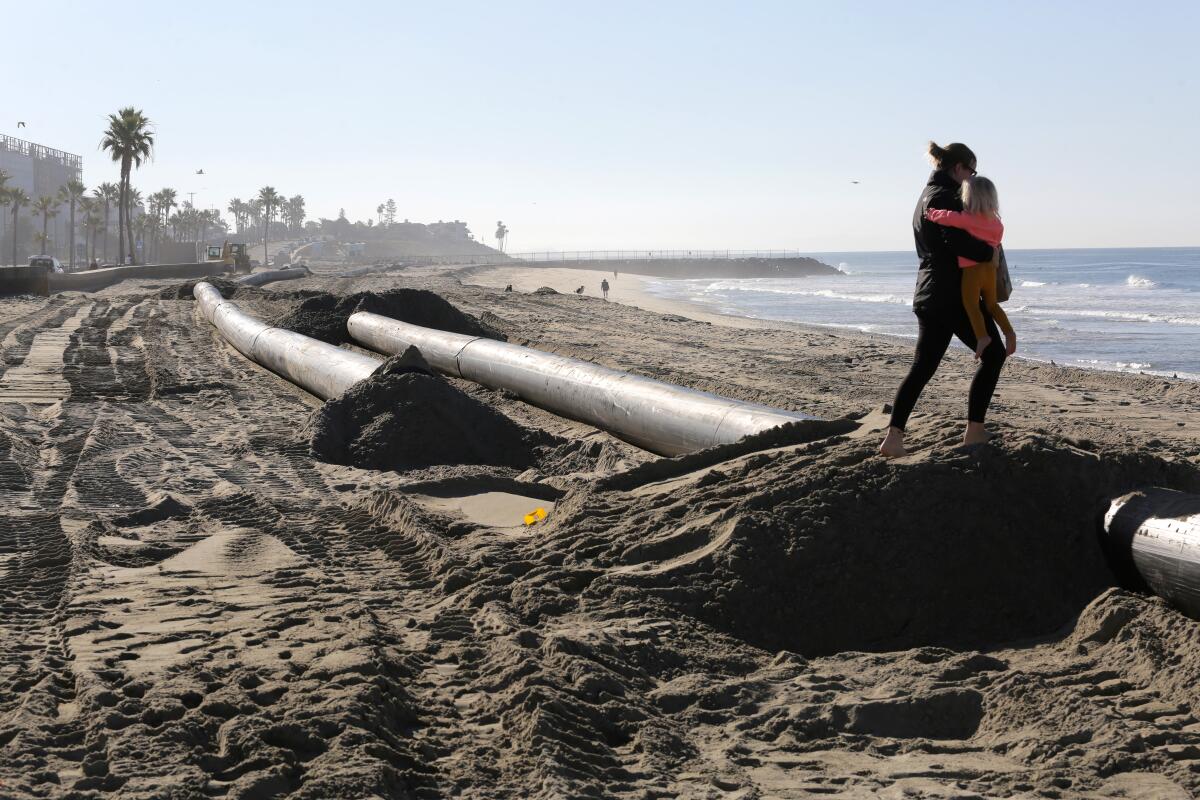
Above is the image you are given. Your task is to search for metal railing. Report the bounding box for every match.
[382,250,816,266]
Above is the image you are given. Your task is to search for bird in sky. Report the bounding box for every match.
[196,169,205,175]
[17,121,25,128]
[850,180,860,184]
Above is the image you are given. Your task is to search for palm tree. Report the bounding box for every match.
[59,180,87,269]
[127,187,144,259]
[99,107,154,264]
[227,198,244,234]
[158,187,177,228]
[32,196,61,256]
[256,186,281,260]
[94,183,119,263]
[8,188,30,267]
[288,196,305,234]
[78,197,98,263]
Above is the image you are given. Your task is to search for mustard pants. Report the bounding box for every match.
[961,260,1015,342]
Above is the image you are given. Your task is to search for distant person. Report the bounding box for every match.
[504,284,513,292]
[89,258,98,270]
[879,141,1007,458]
[600,278,610,299]
[613,269,618,279]
[575,285,584,295]
[924,175,1016,360]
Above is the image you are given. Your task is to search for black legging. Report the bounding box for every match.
[888,311,1007,430]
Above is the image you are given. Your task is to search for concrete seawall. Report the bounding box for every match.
[48,262,227,294]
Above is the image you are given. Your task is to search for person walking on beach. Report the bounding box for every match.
[600,278,610,299]
[924,175,1016,360]
[879,141,1007,458]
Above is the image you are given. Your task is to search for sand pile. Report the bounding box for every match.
[531,430,1200,657]
[306,348,543,472]
[272,287,501,346]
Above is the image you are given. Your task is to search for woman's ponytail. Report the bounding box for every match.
[927,140,976,171]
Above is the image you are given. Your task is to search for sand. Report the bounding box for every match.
[0,265,1198,799]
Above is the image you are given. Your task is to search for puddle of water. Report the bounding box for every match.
[416,491,556,528]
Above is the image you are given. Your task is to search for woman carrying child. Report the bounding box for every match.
[879,141,1010,458]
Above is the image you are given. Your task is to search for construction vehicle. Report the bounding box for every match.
[206,242,252,273]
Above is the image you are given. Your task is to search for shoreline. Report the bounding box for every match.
[465,263,1200,384]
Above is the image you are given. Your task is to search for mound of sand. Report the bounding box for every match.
[543,429,1200,657]
[306,347,542,472]
[272,288,501,346]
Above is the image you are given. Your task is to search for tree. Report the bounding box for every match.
[58,180,87,269]
[385,199,397,226]
[256,186,281,260]
[99,107,154,264]
[32,196,61,256]
[495,221,508,253]
[227,198,245,234]
[8,188,30,267]
[79,197,100,263]
[94,183,119,263]
[376,204,385,225]
[287,195,305,233]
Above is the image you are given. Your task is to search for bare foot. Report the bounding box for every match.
[974,335,992,360]
[879,426,906,458]
[962,422,990,447]
[1005,334,1017,356]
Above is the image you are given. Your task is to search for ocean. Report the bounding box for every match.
[642,247,1200,381]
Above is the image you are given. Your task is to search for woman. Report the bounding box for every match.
[879,141,1007,458]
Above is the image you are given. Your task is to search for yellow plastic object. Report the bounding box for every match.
[523,507,547,526]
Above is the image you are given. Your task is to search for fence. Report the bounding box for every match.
[386,250,815,266]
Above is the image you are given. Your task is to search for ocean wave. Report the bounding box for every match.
[1126,274,1158,288]
[1021,306,1200,326]
[1020,280,1047,287]
[699,283,911,306]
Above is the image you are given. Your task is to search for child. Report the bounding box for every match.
[924,175,1016,359]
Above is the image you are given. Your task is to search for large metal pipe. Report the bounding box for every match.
[1105,487,1200,619]
[236,267,311,287]
[347,311,817,456]
[194,282,380,400]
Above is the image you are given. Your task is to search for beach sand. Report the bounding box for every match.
[1,266,1199,798]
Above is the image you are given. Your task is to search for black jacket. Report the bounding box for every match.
[911,170,994,317]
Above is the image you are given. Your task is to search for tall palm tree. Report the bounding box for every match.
[288,196,305,233]
[158,187,177,228]
[227,198,241,234]
[32,196,61,256]
[126,187,144,259]
[59,179,87,270]
[79,197,98,263]
[94,183,119,263]
[256,186,281,260]
[8,188,30,268]
[99,107,154,264]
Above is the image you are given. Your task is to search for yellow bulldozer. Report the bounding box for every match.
[206,242,251,274]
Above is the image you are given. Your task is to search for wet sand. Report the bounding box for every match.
[0,267,1198,798]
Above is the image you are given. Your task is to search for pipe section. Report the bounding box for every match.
[347,311,817,456]
[194,282,380,400]
[1105,487,1200,619]
[236,267,310,287]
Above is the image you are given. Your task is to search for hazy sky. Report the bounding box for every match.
[7,1,1197,252]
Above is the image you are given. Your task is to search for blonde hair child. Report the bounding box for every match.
[925,175,1016,359]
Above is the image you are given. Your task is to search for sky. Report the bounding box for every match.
[6,0,1198,252]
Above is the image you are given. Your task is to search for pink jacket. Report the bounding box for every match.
[925,209,1004,267]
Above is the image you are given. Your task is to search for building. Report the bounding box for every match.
[0,134,82,199]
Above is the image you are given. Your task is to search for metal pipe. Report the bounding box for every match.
[236,267,311,287]
[194,282,380,400]
[347,311,817,456]
[1105,487,1200,619]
